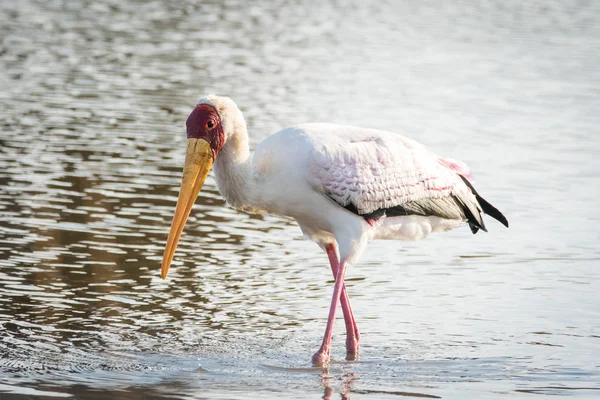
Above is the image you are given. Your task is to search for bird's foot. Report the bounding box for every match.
[312,346,331,367]
[345,349,359,361]
[345,333,360,360]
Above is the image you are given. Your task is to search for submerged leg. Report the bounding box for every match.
[312,257,349,366]
[325,244,360,358]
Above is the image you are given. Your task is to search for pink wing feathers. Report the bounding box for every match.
[306,125,507,233]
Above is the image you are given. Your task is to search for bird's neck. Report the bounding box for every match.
[213,128,259,212]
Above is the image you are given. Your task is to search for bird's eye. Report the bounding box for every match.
[207,120,215,129]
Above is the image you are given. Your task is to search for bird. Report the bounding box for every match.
[161,95,509,366]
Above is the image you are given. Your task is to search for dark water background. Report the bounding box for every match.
[1,0,599,399]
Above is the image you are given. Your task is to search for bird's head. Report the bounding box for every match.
[185,94,246,159]
[161,95,244,279]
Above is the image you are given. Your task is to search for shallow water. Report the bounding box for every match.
[1,0,599,399]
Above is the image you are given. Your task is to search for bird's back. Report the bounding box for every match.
[252,122,508,237]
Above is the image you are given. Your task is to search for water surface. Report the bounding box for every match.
[1,0,599,399]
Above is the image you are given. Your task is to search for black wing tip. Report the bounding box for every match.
[469,223,486,234]
[497,212,509,228]
[477,194,509,228]
[468,218,487,235]
[458,175,509,230]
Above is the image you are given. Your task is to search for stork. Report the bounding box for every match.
[161,95,509,366]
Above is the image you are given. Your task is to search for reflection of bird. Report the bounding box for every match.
[161,95,509,365]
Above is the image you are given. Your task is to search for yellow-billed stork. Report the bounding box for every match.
[161,95,509,366]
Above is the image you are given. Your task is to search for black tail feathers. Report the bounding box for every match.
[476,193,509,228]
[459,176,509,234]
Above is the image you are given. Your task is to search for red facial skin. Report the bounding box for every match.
[186,104,225,159]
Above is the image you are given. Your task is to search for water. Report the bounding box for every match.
[1,0,599,398]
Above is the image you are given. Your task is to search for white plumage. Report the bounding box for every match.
[246,122,500,262]
[306,124,468,215]
[162,95,509,366]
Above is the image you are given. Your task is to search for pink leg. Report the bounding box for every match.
[312,255,350,366]
[325,244,360,357]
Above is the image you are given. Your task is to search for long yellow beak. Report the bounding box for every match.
[161,139,213,279]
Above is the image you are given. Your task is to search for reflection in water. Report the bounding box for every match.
[321,368,359,400]
[1,0,600,399]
